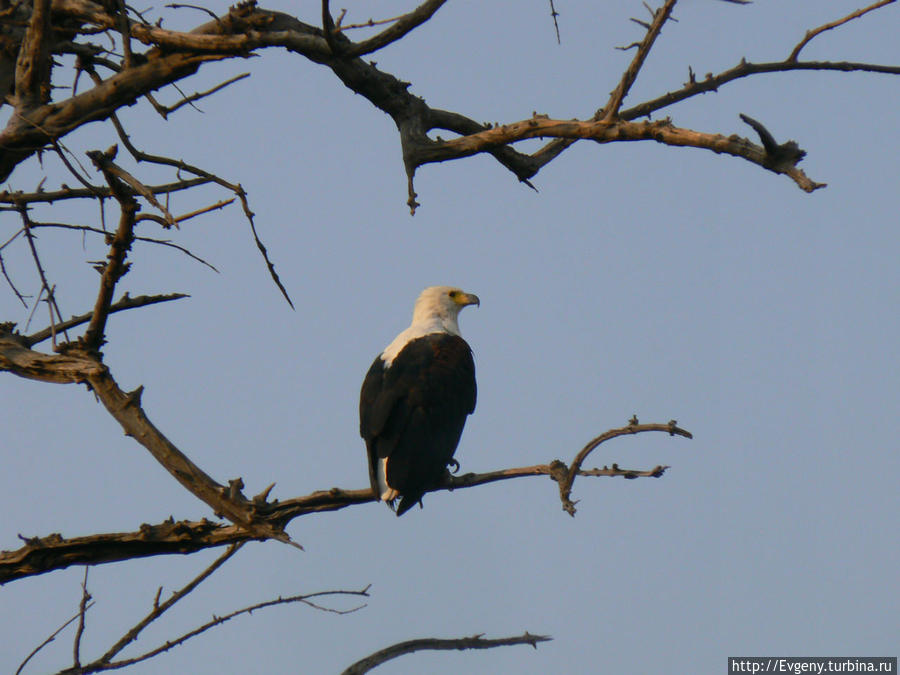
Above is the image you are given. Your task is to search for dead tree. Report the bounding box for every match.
[1,0,896,671]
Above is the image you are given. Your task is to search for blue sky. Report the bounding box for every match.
[2,1,898,673]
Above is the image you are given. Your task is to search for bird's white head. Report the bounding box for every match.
[411,286,480,335]
[381,286,480,367]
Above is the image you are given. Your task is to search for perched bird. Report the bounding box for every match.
[360,286,479,516]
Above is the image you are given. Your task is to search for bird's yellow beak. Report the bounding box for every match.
[456,292,480,308]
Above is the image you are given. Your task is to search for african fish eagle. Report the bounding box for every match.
[359,286,479,516]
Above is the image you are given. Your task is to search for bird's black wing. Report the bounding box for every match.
[359,333,476,514]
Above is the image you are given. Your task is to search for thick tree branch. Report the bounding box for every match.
[1,519,254,585]
[0,49,220,181]
[0,328,103,383]
[79,358,296,545]
[13,0,53,110]
[409,116,825,192]
[341,632,551,675]
[0,419,690,583]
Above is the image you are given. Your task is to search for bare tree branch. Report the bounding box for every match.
[558,417,693,516]
[25,292,189,347]
[1,0,893,207]
[620,58,900,122]
[15,599,96,675]
[602,0,678,120]
[19,206,70,345]
[0,419,690,583]
[22,543,369,674]
[0,177,213,205]
[96,584,370,672]
[343,0,447,58]
[1,519,247,585]
[13,0,53,110]
[72,567,91,669]
[81,357,298,546]
[155,72,250,118]
[0,327,104,383]
[82,146,139,349]
[408,115,825,193]
[788,0,896,62]
[341,632,552,675]
[549,0,561,44]
[99,107,293,308]
[92,543,246,667]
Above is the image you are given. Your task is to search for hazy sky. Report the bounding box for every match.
[2,1,898,673]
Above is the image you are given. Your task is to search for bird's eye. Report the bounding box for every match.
[448,290,458,298]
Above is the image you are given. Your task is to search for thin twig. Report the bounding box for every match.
[549,0,561,44]
[165,3,221,22]
[25,293,189,347]
[50,138,105,197]
[103,110,293,307]
[21,220,218,273]
[104,585,371,670]
[95,542,246,665]
[135,197,234,227]
[157,73,250,118]
[339,14,405,30]
[72,566,91,668]
[0,247,28,307]
[15,601,96,675]
[789,0,896,62]
[19,206,69,345]
[0,177,212,205]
